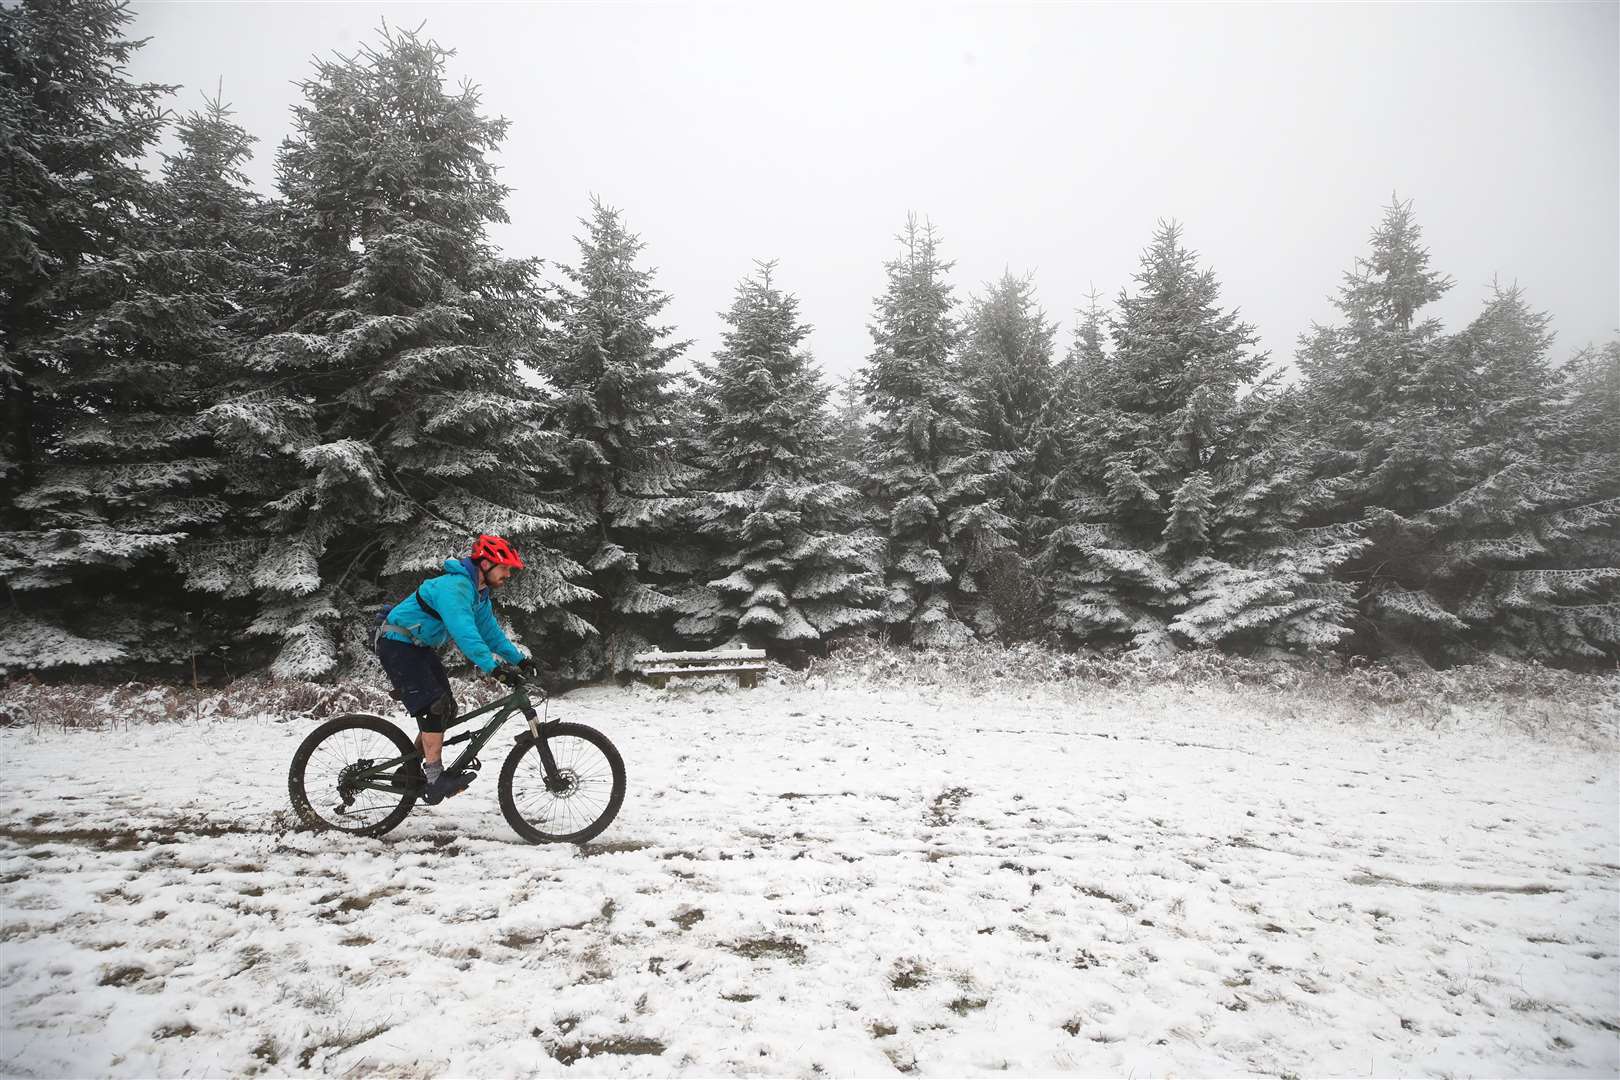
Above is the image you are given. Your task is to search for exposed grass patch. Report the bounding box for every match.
[0,821,258,852]
[884,1047,918,1073]
[226,946,266,980]
[99,965,148,987]
[1348,872,1562,895]
[890,962,927,990]
[1510,997,1557,1013]
[329,886,405,916]
[251,1037,279,1066]
[926,787,971,827]
[297,1020,391,1070]
[550,1037,666,1066]
[577,840,654,858]
[727,935,805,963]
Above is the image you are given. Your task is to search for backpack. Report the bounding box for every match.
[372,583,445,647]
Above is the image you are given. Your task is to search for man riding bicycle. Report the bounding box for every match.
[375,534,534,804]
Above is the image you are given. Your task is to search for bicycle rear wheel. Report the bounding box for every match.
[289,714,419,837]
[498,723,625,844]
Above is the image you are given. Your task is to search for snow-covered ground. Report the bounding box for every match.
[2,673,1616,1078]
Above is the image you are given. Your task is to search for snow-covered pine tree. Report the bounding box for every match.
[198,26,586,678]
[1038,290,1111,539]
[1,0,168,503]
[140,96,286,672]
[1438,316,1620,662]
[825,373,872,489]
[1037,221,1360,655]
[1297,200,1616,663]
[677,261,881,651]
[541,199,692,677]
[958,271,1063,552]
[1533,339,1620,657]
[956,272,1067,638]
[1064,291,1112,394]
[0,1,242,673]
[1563,341,1620,441]
[860,215,1013,646]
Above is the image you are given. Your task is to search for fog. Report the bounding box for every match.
[129,1,1619,379]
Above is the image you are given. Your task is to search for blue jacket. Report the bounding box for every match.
[381,558,526,674]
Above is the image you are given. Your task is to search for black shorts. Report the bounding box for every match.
[375,637,454,732]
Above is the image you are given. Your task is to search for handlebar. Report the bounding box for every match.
[491,665,550,698]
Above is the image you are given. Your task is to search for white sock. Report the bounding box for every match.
[424,761,444,784]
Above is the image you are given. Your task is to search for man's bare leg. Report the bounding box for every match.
[416,730,468,799]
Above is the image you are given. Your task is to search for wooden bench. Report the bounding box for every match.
[633,648,768,689]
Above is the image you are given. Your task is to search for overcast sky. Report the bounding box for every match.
[128,1,1618,382]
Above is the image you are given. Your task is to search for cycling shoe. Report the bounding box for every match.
[420,770,474,805]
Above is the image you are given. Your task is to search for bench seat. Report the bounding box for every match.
[634,648,767,688]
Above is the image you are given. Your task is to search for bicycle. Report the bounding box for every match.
[287,670,626,843]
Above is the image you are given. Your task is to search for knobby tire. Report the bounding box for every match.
[288,714,418,838]
[498,723,625,844]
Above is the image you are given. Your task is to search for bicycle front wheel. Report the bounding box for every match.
[288,714,418,837]
[498,723,625,844]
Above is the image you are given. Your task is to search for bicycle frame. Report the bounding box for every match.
[346,682,563,795]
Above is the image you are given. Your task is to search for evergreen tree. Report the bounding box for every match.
[1038,222,1359,655]
[1038,291,1111,541]
[861,215,1012,646]
[1440,322,1620,662]
[197,26,586,678]
[1060,290,1111,413]
[1562,341,1620,453]
[0,1,238,672]
[542,199,691,677]
[1298,200,1618,663]
[1,0,170,502]
[825,372,871,488]
[143,95,285,672]
[958,271,1063,554]
[1556,342,1620,653]
[677,261,880,649]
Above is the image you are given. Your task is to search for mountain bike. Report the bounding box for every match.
[287,670,625,843]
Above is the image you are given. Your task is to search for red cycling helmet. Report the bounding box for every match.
[471,533,524,569]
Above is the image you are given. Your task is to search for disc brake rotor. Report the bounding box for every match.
[546,767,579,796]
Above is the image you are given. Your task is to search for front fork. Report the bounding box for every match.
[523,702,569,794]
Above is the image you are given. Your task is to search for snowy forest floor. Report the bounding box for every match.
[1,653,1617,1078]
